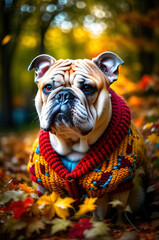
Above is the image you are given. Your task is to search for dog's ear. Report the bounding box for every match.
[92,52,124,84]
[28,54,56,83]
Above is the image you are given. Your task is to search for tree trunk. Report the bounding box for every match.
[1,47,13,127]
[1,3,14,127]
[1,0,30,128]
[137,0,156,77]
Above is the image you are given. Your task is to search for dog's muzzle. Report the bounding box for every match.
[41,89,93,135]
[53,89,75,125]
[41,89,79,131]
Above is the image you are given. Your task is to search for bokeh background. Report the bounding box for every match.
[0,2,159,238]
[0,0,159,131]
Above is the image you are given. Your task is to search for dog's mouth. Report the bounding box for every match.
[41,104,74,132]
[53,112,73,128]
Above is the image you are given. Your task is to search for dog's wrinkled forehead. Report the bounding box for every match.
[28,52,124,85]
[36,58,105,90]
[45,59,104,87]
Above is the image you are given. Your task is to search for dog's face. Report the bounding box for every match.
[28,52,123,138]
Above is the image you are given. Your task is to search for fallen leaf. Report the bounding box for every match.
[84,221,110,239]
[32,201,40,216]
[118,232,138,240]
[146,185,156,193]
[36,192,74,220]
[3,218,27,238]
[68,218,92,239]
[50,218,73,235]
[54,196,75,219]
[0,190,26,205]
[75,198,97,217]
[1,35,11,45]
[124,205,133,213]
[151,219,159,230]
[36,192,58,220]
[8,197,33,219]
[55,197,75,209]
[143,122,153,130]
[148,133,159,145]
[53,206,70,220]
[108,199,124,208]
[26,217,46,237]
[29,192,39,199]
[18,183,36,194]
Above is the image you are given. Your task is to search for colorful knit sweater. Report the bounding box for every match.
[28,88,146,205]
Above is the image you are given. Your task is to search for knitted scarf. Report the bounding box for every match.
[28,88,145,206]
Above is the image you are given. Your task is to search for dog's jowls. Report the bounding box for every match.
[28,52,147,220]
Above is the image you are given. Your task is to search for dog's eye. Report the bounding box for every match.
[43,84,53,93]
[83,85,95,94]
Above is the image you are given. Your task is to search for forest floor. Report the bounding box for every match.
[0,95,159,239]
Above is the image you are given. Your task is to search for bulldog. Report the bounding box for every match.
[28,52,147,220]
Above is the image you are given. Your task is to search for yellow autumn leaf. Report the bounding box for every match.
[55,197,75,209]
[41,204,56,220]
[54,196,75,219]
[38,191,58,205]
[75,198,97,217]
[35,192,58,220]
[148,133,159,145]
[143,122,153,130]
[32,201,40,216]
[54,207,70,219]
[35,192,75,220]
[55,197,75,219]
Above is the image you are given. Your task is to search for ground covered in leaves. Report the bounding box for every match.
[0,120,159,240]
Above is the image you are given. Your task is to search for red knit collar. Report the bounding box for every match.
[39,88,131,181]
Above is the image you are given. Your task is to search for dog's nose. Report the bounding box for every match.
[55,90,75,104]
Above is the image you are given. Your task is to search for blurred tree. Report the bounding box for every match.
[136,0,158,78]
[0,0,158,128]
[0,0,34,127]
[0,0,94,127]
[119,0,159,78]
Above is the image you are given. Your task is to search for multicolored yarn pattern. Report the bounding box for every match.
[28,88,146,205]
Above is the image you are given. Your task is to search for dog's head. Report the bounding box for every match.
[28,52,123,138]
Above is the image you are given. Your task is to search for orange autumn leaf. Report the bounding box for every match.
[18,183,36,194]
[128,96,143,107]
[139,75,152,90]
[1,35,11,45]
[143,122,153,130]
[133,117,145,129]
